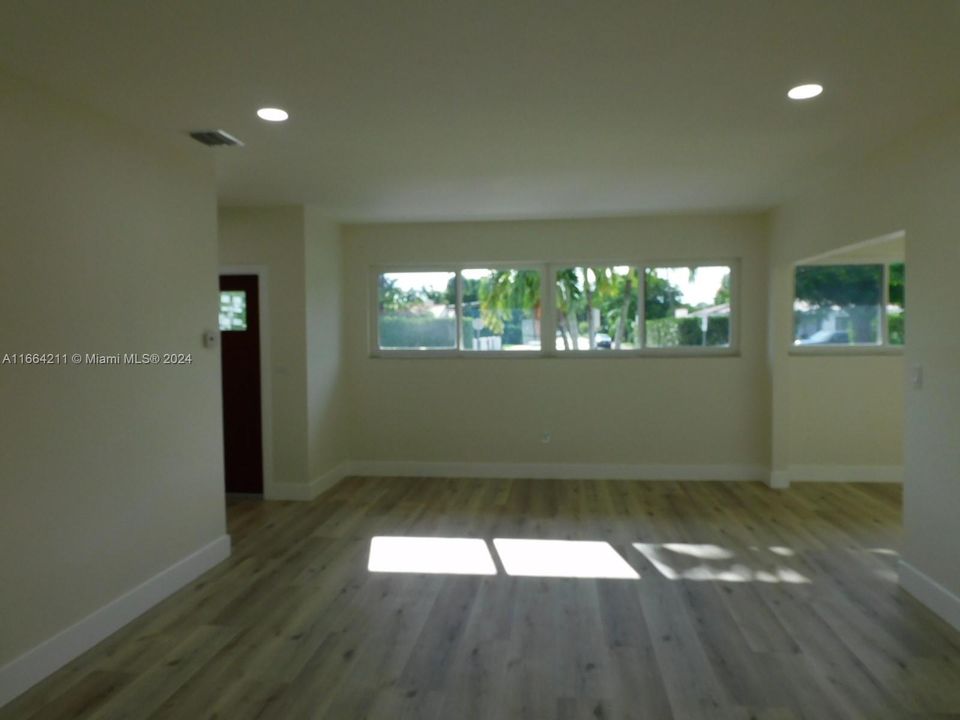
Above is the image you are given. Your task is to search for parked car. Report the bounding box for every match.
[595,333,612,349]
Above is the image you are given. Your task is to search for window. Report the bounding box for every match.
[373,261,736,356]
[553,264,733,352]
[555,266,637,350]
[462,269,541,351]
[219,291,248,331]
[793,263,904,348]
[644,265,731,348]
[377,271,457,349]
[375,268,542,353]
[888,262,905,346]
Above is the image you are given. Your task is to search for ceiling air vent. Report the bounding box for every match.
[189,129,244,147]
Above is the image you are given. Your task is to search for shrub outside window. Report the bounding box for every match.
[643,266,732,348]
[888,263,905,346]
[378,271,457,349]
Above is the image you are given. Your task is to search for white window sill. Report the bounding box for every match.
[788,345,904,357]
[371,348,741,359]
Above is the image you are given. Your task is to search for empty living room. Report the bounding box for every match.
[3,2,960,718]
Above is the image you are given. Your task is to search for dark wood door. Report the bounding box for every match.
[219,274,263,494]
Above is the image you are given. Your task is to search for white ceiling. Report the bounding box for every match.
[2,1,959,221]
[803,233,905,264]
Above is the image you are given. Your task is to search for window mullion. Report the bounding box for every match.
[638,266,647,349]
[730,262,739,351]
[456,270,464,352]
[881,263,890,347]
[541,264,557,357]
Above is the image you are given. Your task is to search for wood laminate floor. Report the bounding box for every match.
[4,478,960,720]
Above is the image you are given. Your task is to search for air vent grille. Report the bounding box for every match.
[189,129,244,147]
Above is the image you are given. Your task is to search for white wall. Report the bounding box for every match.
[219,207,309,493]
[218,207,348,497]
[784,357,903,481]
[0,71,227,684]
[305,209,348,488]
[768,228,905,484]
[769,105,960,622]
[342,215,771,477]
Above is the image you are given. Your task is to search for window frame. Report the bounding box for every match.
[370,258,741,358]
[789,259,904,356]
[459,264,548,355]
[636,260,740,357]
[370,263,547,358]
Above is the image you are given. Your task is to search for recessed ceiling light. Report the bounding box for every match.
[787,84,823,101]
[256,107,289,122]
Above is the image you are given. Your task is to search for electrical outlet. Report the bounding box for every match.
[910,364,923,389]
[541,431,552,444]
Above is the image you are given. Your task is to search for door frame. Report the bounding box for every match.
[219,265,274,499]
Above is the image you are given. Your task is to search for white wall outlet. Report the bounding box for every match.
[910,364,923,389]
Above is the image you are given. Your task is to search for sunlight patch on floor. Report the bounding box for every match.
[493,538,639,579]
[661,543,734,560]
[368,536,497,575]
[634,543,811,583]
[768,546,796,557]
[874,567,899,582]
[366,537,813,583]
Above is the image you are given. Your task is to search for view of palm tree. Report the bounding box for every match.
[558,265,731,350]
[377,265,733,351]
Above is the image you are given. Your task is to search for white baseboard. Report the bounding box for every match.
[268,460,353,501]
[899,560,960,632]
[768,470,791,489]
[311,460,353,497]
[268,481,315,501]
[270,461,901,496]
[787,464,903,483]
[0,535,231,709]
[346,460,768,482]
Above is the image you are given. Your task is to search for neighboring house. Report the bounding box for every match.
[793,300,851,343]
[684,303,731,320]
